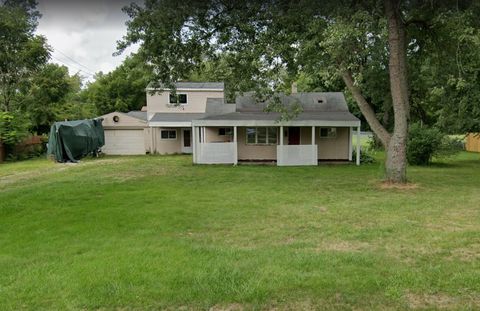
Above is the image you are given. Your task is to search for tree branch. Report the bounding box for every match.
[341,70,391,147]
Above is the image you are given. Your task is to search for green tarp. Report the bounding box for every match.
[47,119,105,162]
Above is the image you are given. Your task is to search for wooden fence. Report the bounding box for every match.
[466,133,480,153]
[0,136,45,163]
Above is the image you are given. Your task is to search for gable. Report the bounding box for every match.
[100,112,147,129]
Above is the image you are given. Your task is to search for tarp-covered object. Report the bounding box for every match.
[47,119,105,162]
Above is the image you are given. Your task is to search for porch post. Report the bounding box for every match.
[280,126,284,145]
[311,126,315,144]
[233,126,238,165]
[192,126,196,164]
[356,126,361,166]
[349,127,353,162]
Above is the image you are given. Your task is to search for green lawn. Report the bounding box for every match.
[0,153,479,310]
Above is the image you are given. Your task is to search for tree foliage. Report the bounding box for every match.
[118,0,480,182]
[0,111,29,149]
[0,0,50,112]
[85,53,153,115]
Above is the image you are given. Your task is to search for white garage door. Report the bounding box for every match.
[103,129,145,155]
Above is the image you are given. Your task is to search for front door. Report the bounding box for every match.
[288,127,300,145]
[182,128,192,153]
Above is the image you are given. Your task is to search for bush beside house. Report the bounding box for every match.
[407,123,463,165]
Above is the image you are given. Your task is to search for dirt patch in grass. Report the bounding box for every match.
[379,181,419,190]
[448,244,480,262]
[315,206,328,213]
[405,292,480,309]
[312,240,371,253]
[209,303,244,311]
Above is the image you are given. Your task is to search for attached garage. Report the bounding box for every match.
[103,129,145,155]
[100,111,148,155]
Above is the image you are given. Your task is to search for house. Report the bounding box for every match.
[100,82,361,166]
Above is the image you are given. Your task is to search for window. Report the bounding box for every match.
[161,129,177,140]
[320,127,336,138]
[218,127,233,136]
[169,93,187,105]
[245,127,277,145]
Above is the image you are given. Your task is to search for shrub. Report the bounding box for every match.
[367,135,384,151]
[8,134,47,161]
[352,148,376,164]
[407,123,461,165]
[0,112,30,154]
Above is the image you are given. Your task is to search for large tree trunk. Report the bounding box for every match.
[384,0,409,183]
[342,0,410,183]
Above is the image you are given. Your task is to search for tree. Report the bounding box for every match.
[56,74,95,122]
[0,111,29,154]
[0,0,50,112]
[85,53,153,115]
[118,0,479,183]
[20,63,75,133]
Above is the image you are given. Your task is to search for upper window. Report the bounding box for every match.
[320,127,336,138]
[246,127,277,145]
[169,93,187,105]
[161,129,177,140]
[218,127,233,136]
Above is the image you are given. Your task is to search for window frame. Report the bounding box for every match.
[169,93,188,105]
[218,127,233,136]
[160,129,177,140]
[319,127,337,138]
[245,127,278,145]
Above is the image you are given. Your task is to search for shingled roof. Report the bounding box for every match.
[235,92,350,112]
[147,82,224,90]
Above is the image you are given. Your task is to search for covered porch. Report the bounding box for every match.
[191,120,362,166]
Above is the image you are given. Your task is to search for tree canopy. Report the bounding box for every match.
[118,0,480,182]
[0,0,50,112]
[84,53,153,115]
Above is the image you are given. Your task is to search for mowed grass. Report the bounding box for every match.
[0,153,479,310]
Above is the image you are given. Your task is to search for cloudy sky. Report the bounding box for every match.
[36,0,140,82]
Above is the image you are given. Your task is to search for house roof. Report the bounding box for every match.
[147,81,224,91]
[235,92,350,112]
[150,113,207,123]
[126,111,148,121]
[199,111,359,122]
[192,92,360,126]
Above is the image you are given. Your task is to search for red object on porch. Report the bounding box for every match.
[288,127,300,145]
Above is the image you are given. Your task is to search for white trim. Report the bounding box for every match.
[233,126,238,165]
[149,121,192,127]
[356,126,361,166]
[192,126,197,163]
[160,129,177,140]
[146,88,224,92]
[192,120,361,127]
[349,127,353,161]
[311,126,315,145]
[280,126,284,145]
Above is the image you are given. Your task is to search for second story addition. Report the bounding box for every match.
[146,82,225,120]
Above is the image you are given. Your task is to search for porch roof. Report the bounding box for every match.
[192,111,361,127]
[149,113,207,127]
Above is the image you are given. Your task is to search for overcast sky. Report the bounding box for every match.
[36,0,140,82]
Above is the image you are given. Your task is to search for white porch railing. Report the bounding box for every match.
[196,142,236,164]
[277,145,318,166]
